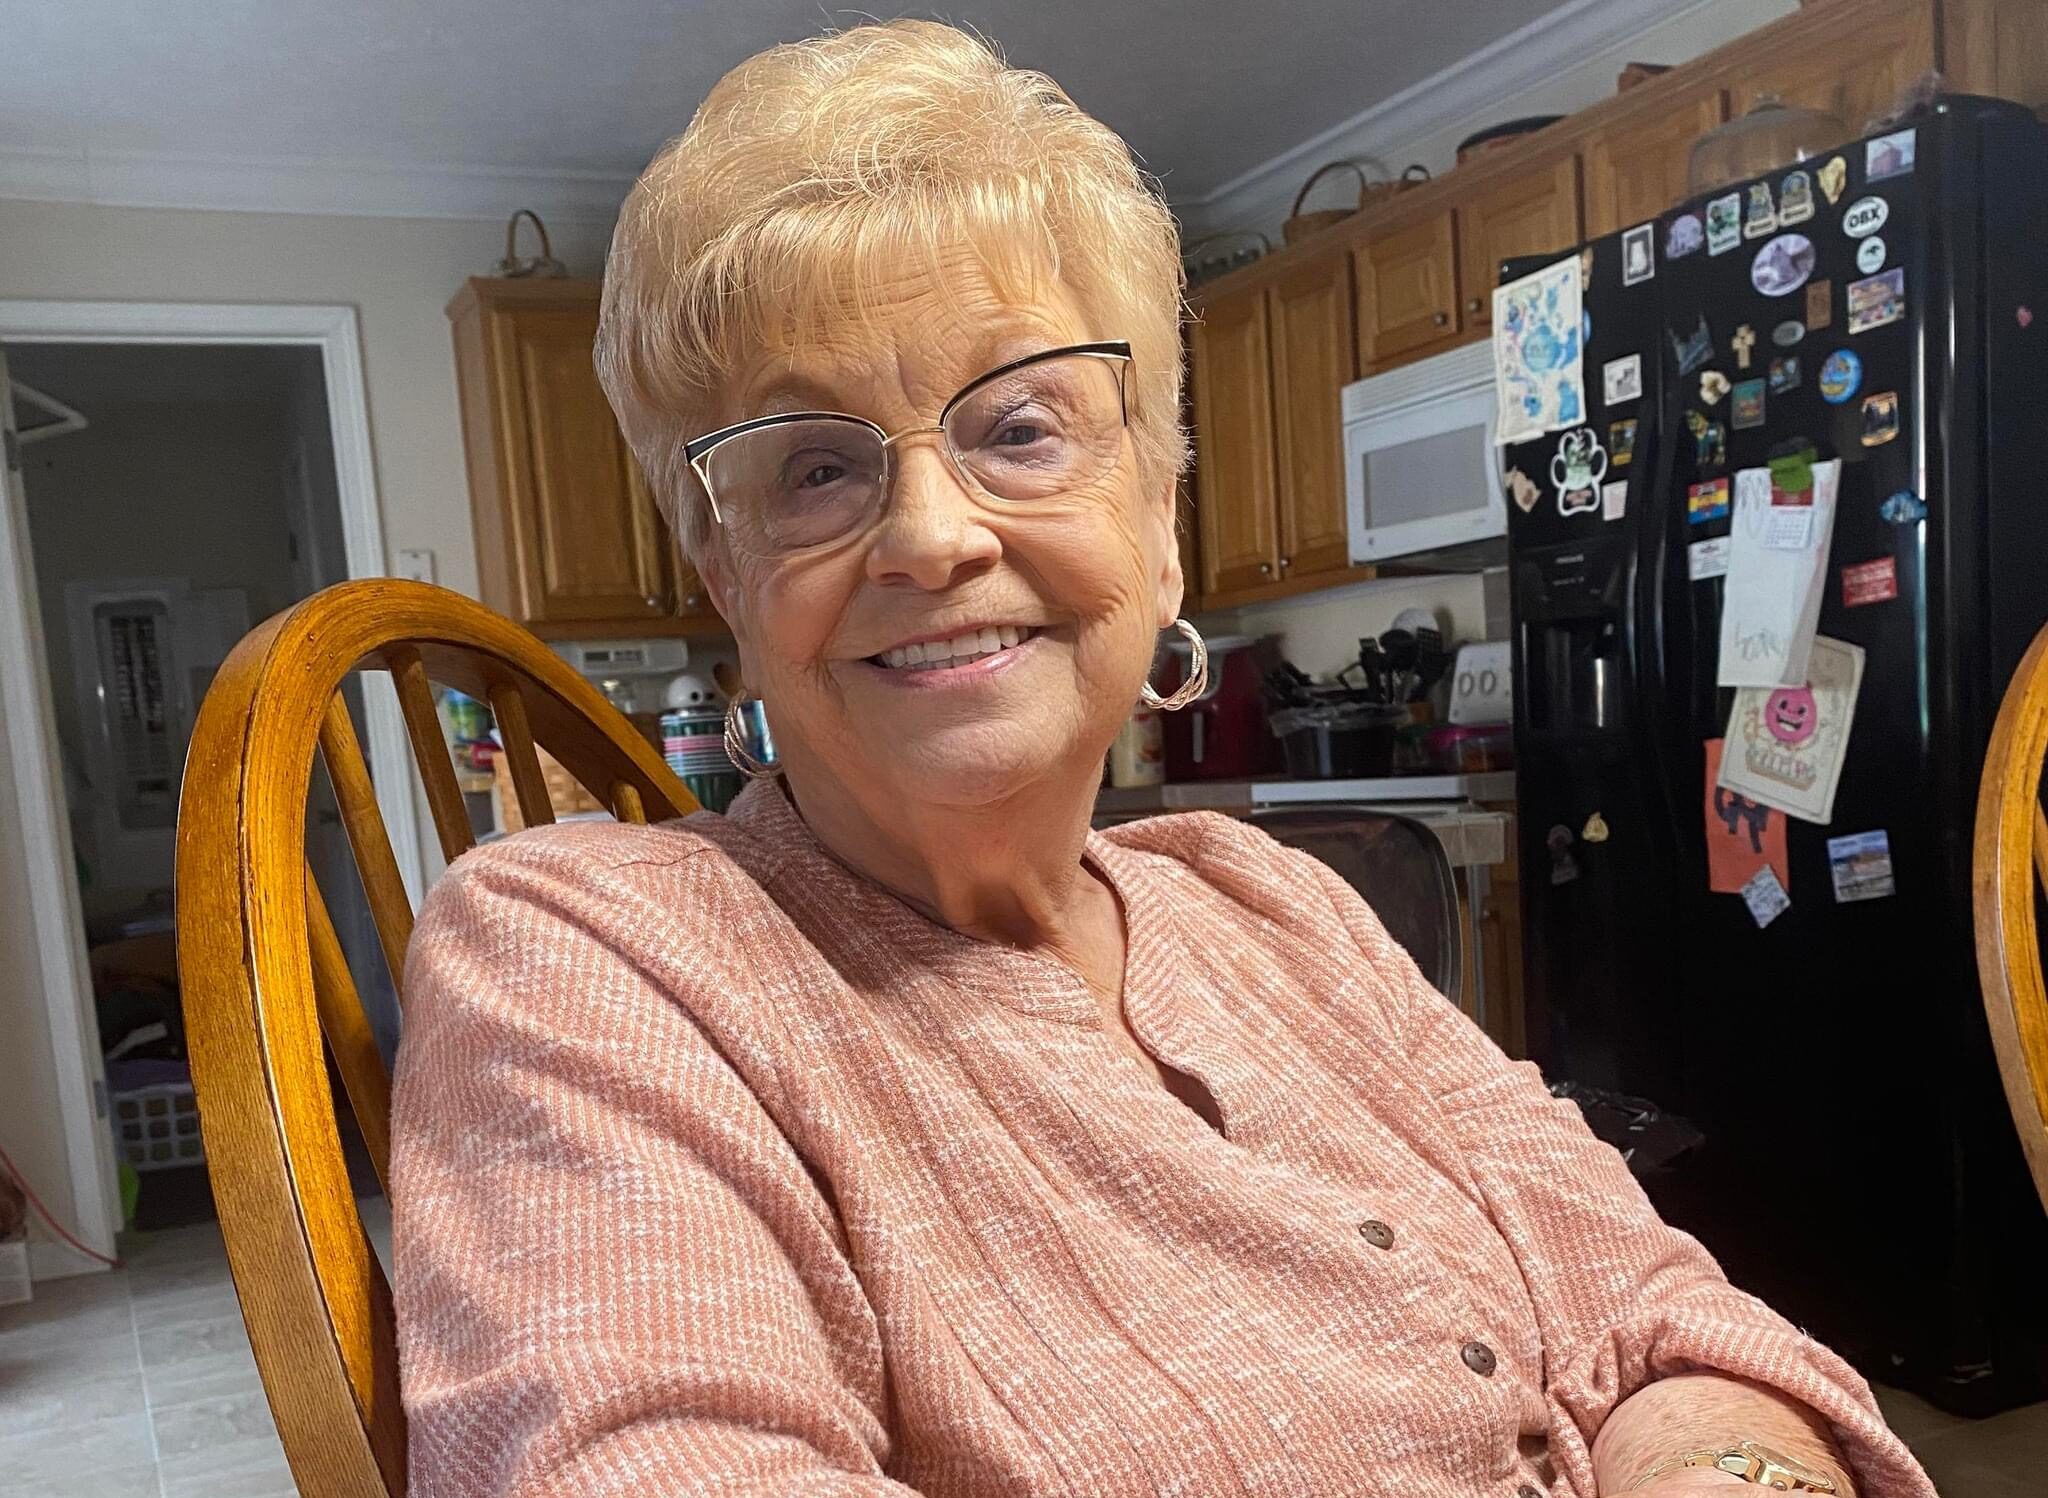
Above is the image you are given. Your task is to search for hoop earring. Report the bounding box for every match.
[723,695,781,780]
[1140,619,1209,711]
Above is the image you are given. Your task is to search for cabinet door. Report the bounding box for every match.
[1583,90,1727,239]
[1353,211,1460,370]
[1189,287,1280,596]
[1729,0,1936,141]
[1946,0,2048,110]
[1455,157,1583,333]
[500,308,671,625]
[1265,249,1356,582]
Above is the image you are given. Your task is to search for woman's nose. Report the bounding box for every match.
[864,440,1001,590]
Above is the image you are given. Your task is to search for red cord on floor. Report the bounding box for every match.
[0,1136,123,1269]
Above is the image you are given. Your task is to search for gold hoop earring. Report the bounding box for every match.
[723,695,781,779]
[1141,619,1208,711]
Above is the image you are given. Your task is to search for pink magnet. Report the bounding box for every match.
[2019,306,2035,328]
[1765,686,1818,745]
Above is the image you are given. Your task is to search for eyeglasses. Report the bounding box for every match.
[683,340,1133,559]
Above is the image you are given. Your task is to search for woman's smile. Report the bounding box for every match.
[852,623,1049,687]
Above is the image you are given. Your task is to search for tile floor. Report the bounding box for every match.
[4,1197,2046,1496]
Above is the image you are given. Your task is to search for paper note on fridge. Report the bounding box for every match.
[1715,460,1840,688]
[1493,255,1585,444]
[1716,635,1865,824]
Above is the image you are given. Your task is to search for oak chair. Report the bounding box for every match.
[175,579,700,1498]
[1975,618,2048,1215]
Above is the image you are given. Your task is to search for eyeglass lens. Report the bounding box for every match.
[700,352,1128,556]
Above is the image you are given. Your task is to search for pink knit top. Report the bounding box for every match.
[392,782,1933,1497]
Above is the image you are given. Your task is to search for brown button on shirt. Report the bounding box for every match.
[392,782,1935,1497]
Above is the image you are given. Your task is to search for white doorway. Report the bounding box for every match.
[0,302,418,1272]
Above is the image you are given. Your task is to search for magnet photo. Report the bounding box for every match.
[1751,233,1816,297]
[1818,349,1862,403]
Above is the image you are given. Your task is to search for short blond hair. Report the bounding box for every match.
[595,19,1187,560]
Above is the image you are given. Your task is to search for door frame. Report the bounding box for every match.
[0,300,421,1271]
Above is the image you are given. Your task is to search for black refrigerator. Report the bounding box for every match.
[1502,96,2048,1410]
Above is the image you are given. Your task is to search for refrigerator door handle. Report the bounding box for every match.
[1633,354,1691,856]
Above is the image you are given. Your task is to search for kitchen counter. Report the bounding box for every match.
[1094,772,1513,869]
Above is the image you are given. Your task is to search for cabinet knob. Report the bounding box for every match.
[1258,562,1273,576]
[1279,556,1293,570]
[1433,311,1450,328]
[683,594,702,610]
[645,594,662,609]
[1467,297,1484,314]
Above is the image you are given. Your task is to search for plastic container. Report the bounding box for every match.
[1687,94,1849,195]
[1425,724,1515,773]
[1271,703,1406,779]
[111,1081,204,1171]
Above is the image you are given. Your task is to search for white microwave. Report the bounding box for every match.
[1342,340,1507,563]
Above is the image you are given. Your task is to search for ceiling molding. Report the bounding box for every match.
[1173,0,1723,239]
[0,142,632,223]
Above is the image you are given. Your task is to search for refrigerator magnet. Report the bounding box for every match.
[1505,467,1541,514]
[1666,213,1704,259]
[1689,417,1727,470]
[1772,319,1805,348]
[1866,128,1916,183]
[1550,428,1608,517]
[1818,349,1862,403]
[1731,324,1757,369]
[1688,536,1732,580]
[1546,825,1580,885]
[1739,864,1792,929]
[1818,155,1848,204]
[1731,379,1767,430]
[1602,352,1643,405]
[1671,314,1715,375]
[1751,233,1816,297]
[1609,418,1638,467]
[1707,192,1741,255]
[1879,489,1928,524]
[1778,169,1816,226]
[1856,236,1888,275]
[1743,181,1778,240]
[1622,224,1655,286]
[1861,391,1900,446]
[1848,268,1906,333]
[1601,480,1628,522]
[1841,557,1899,608]
[1842,195,1889,237]
[1687,477,1731,524]
[1700,369,1731,405]
[1768,356,1801,394]
[1827,830,1897,902]
[1806,279,1833,330]
[1581,812,1611,844]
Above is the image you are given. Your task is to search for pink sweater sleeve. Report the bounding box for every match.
[1292,849,1937,1498]
[391,842,921,1497]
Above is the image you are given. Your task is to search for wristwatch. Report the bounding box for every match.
[1629,1439,1839,1493]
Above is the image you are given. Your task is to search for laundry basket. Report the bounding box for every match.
[109,1072,205,1171]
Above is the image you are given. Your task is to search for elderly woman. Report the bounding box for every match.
[392,20,1934,1498]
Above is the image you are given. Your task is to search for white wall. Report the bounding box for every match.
[0,201,614,1262]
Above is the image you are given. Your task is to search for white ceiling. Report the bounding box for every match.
[0,0,1565,217]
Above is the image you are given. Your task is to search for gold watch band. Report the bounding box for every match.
[1630,1439,1839,1493]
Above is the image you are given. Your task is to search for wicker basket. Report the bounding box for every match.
[1282,162,1431,245]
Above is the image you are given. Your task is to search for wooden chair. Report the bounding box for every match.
[175,579,700,1498]
[1975,618,2048,1215]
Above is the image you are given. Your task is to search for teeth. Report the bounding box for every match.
[876,627,1034,670]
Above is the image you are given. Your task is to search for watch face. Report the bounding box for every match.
[1745,1442,1837,1492]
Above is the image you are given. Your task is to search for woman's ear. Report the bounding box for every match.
[1150,472,1186,628]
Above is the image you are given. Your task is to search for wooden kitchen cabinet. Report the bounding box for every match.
[1584,89,1727,238]
[1189,283,1281,595]
[1265,249,1357,583]
[1726,0,1936,138]
[1454,155,1583,334]
[1353,211,1460,369]
[447,278,724,638]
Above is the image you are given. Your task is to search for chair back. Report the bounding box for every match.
[1975,619,2048,1213]
[175,579,699,1498]
[1247,806,1462,1000]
